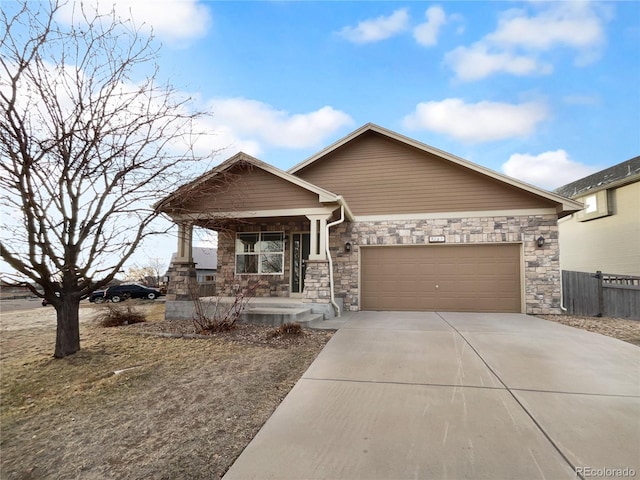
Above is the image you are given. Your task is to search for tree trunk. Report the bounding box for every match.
[54,297,81,358]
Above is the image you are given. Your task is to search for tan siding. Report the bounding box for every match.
[296,132,556,216]
[183,165,321,212]
[361,244,522,312]
[559,182,640,275]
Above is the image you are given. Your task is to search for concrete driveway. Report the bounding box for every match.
[223,312,640,480]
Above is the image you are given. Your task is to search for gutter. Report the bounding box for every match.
[325,197,348,317]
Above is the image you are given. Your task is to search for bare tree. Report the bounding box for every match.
[0,1,211,357]
[124,257,165,286]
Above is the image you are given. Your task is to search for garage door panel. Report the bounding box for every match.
[361,245,521,313]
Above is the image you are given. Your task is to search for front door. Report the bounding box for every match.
[291,233,310,295]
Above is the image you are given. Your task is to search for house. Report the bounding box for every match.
[157,123,582,319]
[555,156,640,276]
[168,247,217,283]
[165,246,217,296]
[193,247,217,283]
[0,279,36,299]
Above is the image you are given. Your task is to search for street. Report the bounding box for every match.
[0,297,45,313]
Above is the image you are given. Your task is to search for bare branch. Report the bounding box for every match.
[0,0,214,357]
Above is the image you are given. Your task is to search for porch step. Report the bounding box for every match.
[241,307,323,327]
[292,312,326,328]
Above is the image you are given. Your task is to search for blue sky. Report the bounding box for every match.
[4,0,640,274]
[54,0,640,191]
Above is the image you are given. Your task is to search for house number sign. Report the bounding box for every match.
[428,235,446,243]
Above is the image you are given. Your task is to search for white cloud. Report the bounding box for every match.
[56,0,212,43]
[190,119,263,158]
[206,98,354,150]
[413,6,447,47]
[338,9,409,44]
[403,98,548,143]
[445,44,552,82]
[502,150,599,190]
[446,2,610,81]
[487,3,607,53]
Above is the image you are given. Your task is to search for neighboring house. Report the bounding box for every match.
[167,247,217,283]
[555,157,640,276]
[0,280,35,298]
[158,123,581,317]
[193,247,217,283]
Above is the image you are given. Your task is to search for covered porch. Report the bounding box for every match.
[157,152,354,321]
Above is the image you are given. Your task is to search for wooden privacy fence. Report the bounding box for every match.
[198,282,216,298]
[562,270,640,320]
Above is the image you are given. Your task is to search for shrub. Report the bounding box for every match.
[272,322,303,336]
[97,304,146,327]
[190,283,257,334]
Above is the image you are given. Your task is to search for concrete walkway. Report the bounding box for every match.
[223,312,640,480]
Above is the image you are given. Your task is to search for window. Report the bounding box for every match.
[236,232,284,274]
[577,190,610,222]
[584,194,597,213]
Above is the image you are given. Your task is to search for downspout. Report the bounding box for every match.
[558,216,568,312]
[559,271,567,312]
[325,201,346,317]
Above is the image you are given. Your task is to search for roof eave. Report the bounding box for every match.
[567,172,640,198]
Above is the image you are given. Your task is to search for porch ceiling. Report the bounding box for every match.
[193,215,312,230]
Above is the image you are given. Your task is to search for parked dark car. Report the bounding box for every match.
[89,284,162,303]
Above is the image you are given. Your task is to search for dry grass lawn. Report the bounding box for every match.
[0,302,332,479]
[2,302,638,480]
[538,314,640,346]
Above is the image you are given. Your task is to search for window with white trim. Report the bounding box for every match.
[577,190,610,222]
[235,232,284,274]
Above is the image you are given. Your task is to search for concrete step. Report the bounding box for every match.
[294,312,326,327]
[241,307,315,327]
[307,317,350,330]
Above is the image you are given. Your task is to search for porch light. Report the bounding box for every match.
[345,242,352,253]
[537,236,545,248]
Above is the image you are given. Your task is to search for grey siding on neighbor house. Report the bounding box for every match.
[295,132,558,216]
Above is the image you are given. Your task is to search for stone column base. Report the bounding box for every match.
[166,262,197,301]
[303,259,331,304]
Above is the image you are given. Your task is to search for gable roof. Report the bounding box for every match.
[157,152,349,214]
[192,247,217,270]
[170,247,216,269]
[168,247,217,274]
[289,123,582,215]
[555,156,640,198]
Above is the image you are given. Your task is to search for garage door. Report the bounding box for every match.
[361,244,521,312]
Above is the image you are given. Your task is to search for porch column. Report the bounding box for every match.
[306,214,332,260]
[175,222,194,263]
[166,221,197,310]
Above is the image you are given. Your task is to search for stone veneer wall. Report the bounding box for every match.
[215,220,307,297]
[329,214,560,315]
[166,262,197,301]
[302,260,331,304]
